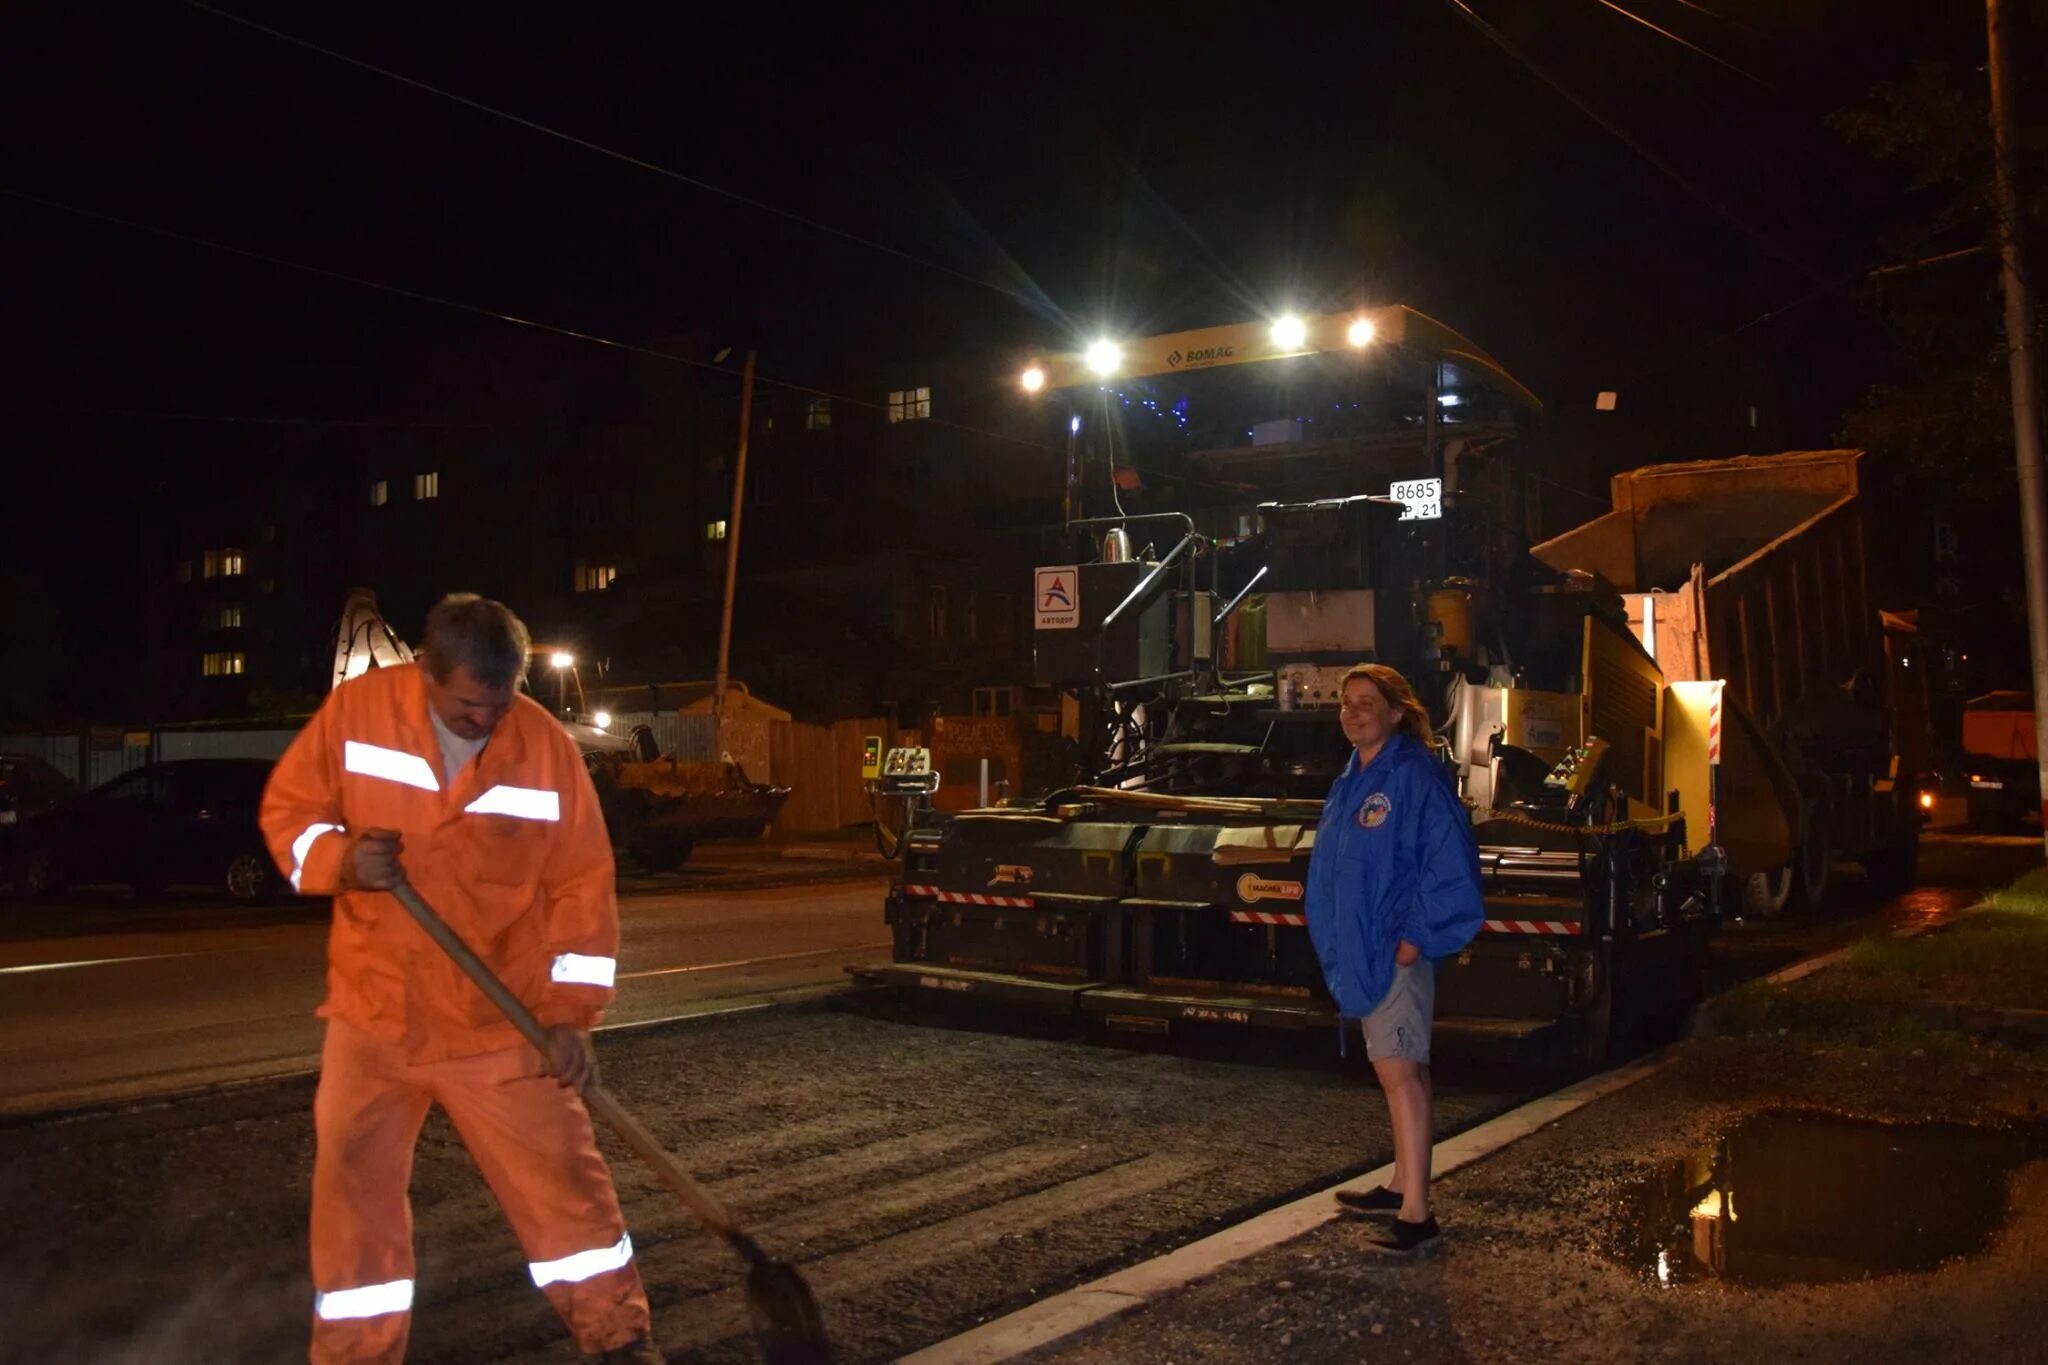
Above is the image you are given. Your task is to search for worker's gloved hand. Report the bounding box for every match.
[341,827,405,891]
[1395,939,1421,967]
[544,1025,599,1093]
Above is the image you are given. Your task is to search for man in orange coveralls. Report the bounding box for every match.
[262,593,662,1364]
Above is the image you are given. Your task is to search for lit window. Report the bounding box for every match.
[220,549,245,577]
[201,651,246,677]
[414,471,440,500]
[888,386,932,423]
[805,397,831,431]
[209,604,243,630]
[706,520,728,541]
[575,563,617,593]
[370,480,388,507]
[202,551,219,579]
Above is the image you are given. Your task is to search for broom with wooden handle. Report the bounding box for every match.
[389,879,833,1365]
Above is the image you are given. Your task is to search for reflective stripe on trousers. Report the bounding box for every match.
[314,1278,414,1321]
[530,1233,634,1288]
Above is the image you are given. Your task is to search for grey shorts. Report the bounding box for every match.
[1362,959,1435,1064]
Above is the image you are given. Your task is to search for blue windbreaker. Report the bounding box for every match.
[1304,730,1485,1017]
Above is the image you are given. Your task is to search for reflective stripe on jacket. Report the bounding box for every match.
[260,663,619,1061]
[1304,730,1484,1018]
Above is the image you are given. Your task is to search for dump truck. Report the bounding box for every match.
[853,308,1921,1059]
[1960,690,2040,831]
[1531,449,1927,915]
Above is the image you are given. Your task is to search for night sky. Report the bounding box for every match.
[0,1,2020,717]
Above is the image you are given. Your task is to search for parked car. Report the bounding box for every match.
[0,753,80,887]
[1,753,78,827]
[12,759,286,903]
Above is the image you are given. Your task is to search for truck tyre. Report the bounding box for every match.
[1790,805,1831,913]
[21,849,65,902]
[633,833,695,871]
[1740,865,1793,919]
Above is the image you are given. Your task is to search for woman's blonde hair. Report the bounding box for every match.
[1339,663,1435,750]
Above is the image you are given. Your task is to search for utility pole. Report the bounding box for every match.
[712,350,757,726]
[1987,0,2048,853]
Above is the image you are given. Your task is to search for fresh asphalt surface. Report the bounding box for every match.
[0,832,2029,1362]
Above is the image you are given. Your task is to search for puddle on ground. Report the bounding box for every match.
[1617,1111,2030,1288]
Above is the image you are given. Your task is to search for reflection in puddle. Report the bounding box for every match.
[1620,1111,2030,1287]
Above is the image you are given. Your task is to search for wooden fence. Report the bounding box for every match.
[768,716,911,832]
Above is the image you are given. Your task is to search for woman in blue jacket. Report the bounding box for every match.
[1305,663,1483,1252]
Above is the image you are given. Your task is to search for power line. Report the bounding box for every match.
[180,2,1049,313]
[1440,0,1827,287]
[1587,0,1772,89]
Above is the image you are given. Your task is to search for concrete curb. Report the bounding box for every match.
[899,1052,1670,1365]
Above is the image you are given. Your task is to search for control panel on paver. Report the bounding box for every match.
[879,747,939,795]
[1543,739,1608,798]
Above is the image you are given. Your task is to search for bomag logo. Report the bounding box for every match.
[989,864,1034,887]
[1168,345,1235,368]
[1236,874,1304,903]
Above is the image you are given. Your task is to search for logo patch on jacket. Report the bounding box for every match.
[1358,792,1392,829]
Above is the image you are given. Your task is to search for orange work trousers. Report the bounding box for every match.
[308,1018,651,1363]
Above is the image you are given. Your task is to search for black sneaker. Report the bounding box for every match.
[1368,1215,1441,1254]
[1336,1185,1406,1215]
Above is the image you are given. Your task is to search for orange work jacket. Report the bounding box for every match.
[260,663,619,1062]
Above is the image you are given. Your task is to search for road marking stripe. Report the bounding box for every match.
[617,942,892,981]
[0,951,211,976]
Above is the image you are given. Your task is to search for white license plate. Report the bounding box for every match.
[1971,779,2006,790]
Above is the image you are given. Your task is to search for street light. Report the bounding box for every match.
[1348,317,1377,347]
[1020,365,1047,393]
[1270,315,1308,350]
[1085,340,1122,376]
[548,651,574,713]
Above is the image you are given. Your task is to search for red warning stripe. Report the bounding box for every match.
[900,884,1036,909]
[1482,919,1582,935]
[1230,910,1307,927]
